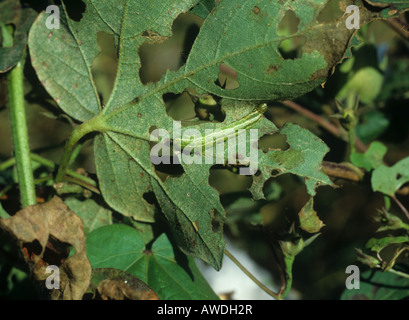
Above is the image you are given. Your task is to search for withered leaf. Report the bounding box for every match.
[88,268,159,300]
[0,196,91,300]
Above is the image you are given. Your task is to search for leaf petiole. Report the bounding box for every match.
[224,248,281,300]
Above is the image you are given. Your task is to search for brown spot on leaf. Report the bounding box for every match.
[252,6,261,15]
[266,65,279,73]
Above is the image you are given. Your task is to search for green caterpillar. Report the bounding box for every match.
[175,103,268,149]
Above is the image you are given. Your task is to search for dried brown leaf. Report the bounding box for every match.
[0,196,92,300]
[87,268,159,300]
[97,279,159,300]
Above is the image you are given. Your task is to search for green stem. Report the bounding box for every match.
[0,153,98,189]
[0,157,16,171]
[392,196,409,221]
[69,142,83,166]
[348,128,356,155]
[55,116,108,183]
[280,255,295,298]
[387,268,409,280]
[224,248,281,300]
[7,59,36,207]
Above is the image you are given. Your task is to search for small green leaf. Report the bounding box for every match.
[86,224,219,300]
[366,235,409,253]
[298,197,325,233]
[355,248,381,268]
[371,156,409,196]
[374,210,409,232]
[253,123,333,199]
[350,141,387,171]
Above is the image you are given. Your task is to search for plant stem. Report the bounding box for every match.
[280,100,368,153]
[55,116,108,183]
[224,248,281,300]
[392,196,409,221]
[69,142,83,166]
[387,268,409,280]
[348,128,356,154]
[0,157,16,171]
[0,153,98,190]
[7,59,36,208]
[280,255,295,298]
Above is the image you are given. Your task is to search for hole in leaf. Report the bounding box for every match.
[400,182,409,190]
[209,165,252,194]
[276,10,300,37]
[164,90,225,122]
[154,162,185,182]
[259,132,289,153]
[211,209,223,233]
[143,191,157,205]
[263,179,282,201]
[163,92,196,121]
[42,236,71,266]
[1,23,15,43]
[62,0,86,22]
[316,0,344,23]
[271,169,282,176]
[23,239,42,261]
[266,64,280,74]
[139,14,201,84]
[22,0,51,12]
[214,63,239,90]
[91,32,118,106]
[278,35,306,60]
[150,126,185,181]
[181,23,201,65]
[397,173,402,180]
